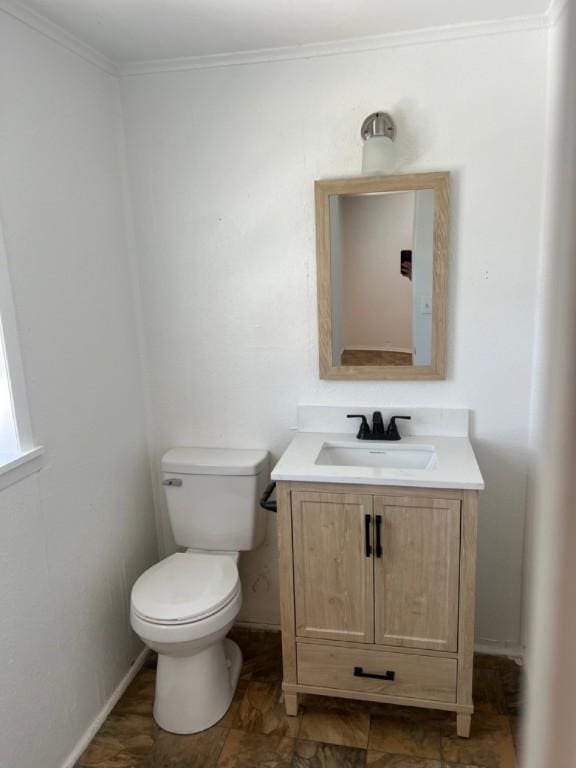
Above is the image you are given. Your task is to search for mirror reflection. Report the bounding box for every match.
[329,189,434,367]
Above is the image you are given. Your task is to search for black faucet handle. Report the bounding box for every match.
[386,415,411,441]
[347,414,371,440]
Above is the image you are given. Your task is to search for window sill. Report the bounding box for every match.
[0,446,44,491]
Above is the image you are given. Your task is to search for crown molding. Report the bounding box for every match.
[0,0,553,80]
[547,0,569,26]
[119,13,548,77]
[0,0,117,75]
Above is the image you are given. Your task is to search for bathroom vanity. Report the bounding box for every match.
[271,408,484,738]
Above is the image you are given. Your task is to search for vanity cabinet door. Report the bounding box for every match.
[292,491,374,643]
[373,496,461,652]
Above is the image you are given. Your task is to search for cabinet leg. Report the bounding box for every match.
[284,692,299,717]
[457,713,472,738]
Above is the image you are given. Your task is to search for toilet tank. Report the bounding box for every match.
[161,447,269,551]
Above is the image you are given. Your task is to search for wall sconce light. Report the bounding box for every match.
[361,112,397,175]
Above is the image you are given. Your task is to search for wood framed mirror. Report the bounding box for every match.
[315,172,449,380]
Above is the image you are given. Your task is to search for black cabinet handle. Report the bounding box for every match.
[375,514,383,558]
[364,514,372,557]
[354,666,395,681]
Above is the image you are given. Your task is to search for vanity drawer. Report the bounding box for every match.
[297,643,457,703]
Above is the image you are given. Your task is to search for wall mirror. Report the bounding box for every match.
[315,172,449,380]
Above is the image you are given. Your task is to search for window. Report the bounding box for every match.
[0,319,18,454]
[0,218,42,486]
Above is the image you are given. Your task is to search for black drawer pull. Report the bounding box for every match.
[375,514,383,558]
[354,666,395,681]
[364,514,372,557]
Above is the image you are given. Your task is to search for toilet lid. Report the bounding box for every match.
[131,552,240,624]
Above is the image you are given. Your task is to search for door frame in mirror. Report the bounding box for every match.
[315,171,449,380]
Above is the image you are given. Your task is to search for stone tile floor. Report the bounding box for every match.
[77,629,522,768]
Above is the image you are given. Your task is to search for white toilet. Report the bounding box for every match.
[130,446,269,734]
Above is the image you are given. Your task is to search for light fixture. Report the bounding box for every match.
[361,112,397,175]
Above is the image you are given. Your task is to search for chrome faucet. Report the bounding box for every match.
[347,412,411,441]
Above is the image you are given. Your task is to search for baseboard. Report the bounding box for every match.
[474,641,524,661]
[61,648,149,768]
[235,620,281,632]
[236,625,524,662]
[236,624,524,660]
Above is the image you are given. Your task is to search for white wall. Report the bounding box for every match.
[341,193,413,352]
[122,27,547,646]
[0,12,157,768]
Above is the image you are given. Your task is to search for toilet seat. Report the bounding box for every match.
[131,552,240,625]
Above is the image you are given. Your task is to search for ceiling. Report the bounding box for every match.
[19,0,550,64]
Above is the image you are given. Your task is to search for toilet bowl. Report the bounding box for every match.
[130,551,243,733]
[130,446,269,734]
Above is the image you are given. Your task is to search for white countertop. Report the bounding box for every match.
[271,432,485,490]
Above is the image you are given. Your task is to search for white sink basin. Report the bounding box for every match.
[315,441,437,470]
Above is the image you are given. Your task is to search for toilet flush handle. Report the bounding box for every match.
[162,478,182,487]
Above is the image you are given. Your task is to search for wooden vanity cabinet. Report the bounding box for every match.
[276,481,479,738]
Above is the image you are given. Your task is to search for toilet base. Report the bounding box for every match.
[224,637,243,691]
[153,638,243,734]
